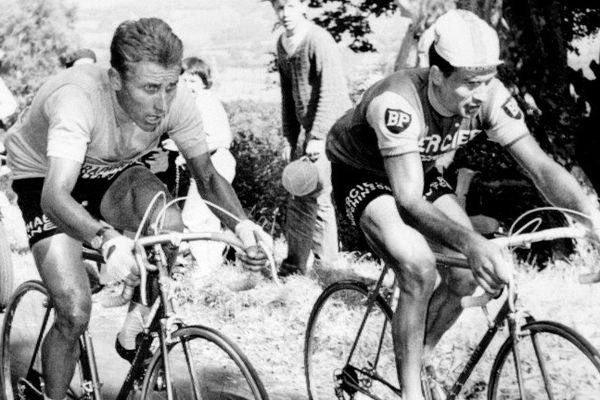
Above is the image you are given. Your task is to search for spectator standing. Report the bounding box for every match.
[179,57,236,269]
[269,0,352,277]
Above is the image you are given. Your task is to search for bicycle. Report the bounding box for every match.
[304,208,600,400]
[0,150,14,310]
[0,193,274,400]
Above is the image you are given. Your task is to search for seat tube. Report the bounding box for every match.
[80,330,103,399]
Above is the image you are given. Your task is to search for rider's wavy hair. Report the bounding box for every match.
[182,57,213,89]
[428,43,455,77]
[110,18,183,78]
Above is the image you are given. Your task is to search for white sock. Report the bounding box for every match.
[117,302,149,350]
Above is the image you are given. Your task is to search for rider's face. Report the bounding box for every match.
[434,68,497,118]
[112,61,181,132]
[272,0,308,35]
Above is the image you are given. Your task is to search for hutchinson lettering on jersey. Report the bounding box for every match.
[79,160,138,180]
[501,97,522,120]
[419,129,482,161]
[385,108,412,134]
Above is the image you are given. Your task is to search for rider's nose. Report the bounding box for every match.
[154,91,167,113]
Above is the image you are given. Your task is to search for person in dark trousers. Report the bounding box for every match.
[268,0,352,277]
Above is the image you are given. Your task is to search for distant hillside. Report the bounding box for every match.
[67,0,598,99]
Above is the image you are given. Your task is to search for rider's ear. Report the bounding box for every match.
[108,68,123,91]
[429,65,444,86]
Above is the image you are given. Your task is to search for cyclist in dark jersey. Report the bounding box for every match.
[6,18,270,400]
[327,10,600,399]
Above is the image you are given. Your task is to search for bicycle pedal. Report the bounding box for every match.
[17,376,44,400]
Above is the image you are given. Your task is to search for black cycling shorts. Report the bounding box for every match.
[13,162,143,247]
[331,162,454,226]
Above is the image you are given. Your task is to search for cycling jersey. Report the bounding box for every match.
[6,64,208,180]
[326,68,529,176]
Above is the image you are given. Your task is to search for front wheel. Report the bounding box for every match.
[488,320,600,400]
[141,325,269,400]
[304,281,398,400]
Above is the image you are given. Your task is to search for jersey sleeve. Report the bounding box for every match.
[166,84,209,159]
[484,79,530,146]
[44,85,94,163]
[365,91,422,157]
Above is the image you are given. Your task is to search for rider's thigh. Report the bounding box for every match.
[359,194,436,293]
[100,165,184,233]
[32,233,92,333]
[431,193,478,295]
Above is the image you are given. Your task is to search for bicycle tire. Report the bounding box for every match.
[304,280,399,400]
[0,218,14,310]
[0,280,88,400]
[488,320,600,400]
[140,324,269,400]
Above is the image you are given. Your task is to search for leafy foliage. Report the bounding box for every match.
[0,0,77,111]
[308,0,398,52]
[225,100,289,237]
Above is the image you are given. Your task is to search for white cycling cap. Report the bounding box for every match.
[433,10,502,71]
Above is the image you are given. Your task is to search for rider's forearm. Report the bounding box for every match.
[400,198,483,254]
[193,170,247,231]
[533,161,600,226]
[41,186,105,244]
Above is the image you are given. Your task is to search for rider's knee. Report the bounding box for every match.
[159,207,184,232]
[446,269,478,297]
[55,296,92,338]
[392,248,437,297]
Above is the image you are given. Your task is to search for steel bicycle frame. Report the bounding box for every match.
[20,247,184,400]
[339,258,539,400]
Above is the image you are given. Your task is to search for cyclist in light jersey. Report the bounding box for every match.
[326,10,600,400]
[6,18,270,400]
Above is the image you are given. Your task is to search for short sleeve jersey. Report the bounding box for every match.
[326,68,529,176]
[6,64,208,180]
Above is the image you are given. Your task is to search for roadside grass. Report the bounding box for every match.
[171,245,600,400]
[4,198,600,399]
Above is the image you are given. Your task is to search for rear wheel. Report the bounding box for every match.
[141,325,269,400]
[0,280,88,400]
[304,281,399,400]
[0,217,14,310]
[488,320,600,399]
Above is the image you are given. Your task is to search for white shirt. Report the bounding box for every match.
[282,20,311,55]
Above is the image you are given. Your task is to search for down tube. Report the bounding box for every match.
[447,302,510,399]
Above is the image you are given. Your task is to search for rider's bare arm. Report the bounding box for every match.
[41,156,109,243]
[384,153,510,292]
[507,135,600,227]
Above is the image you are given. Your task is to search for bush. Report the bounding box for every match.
[0,0,78,112]
[225,100,289,238]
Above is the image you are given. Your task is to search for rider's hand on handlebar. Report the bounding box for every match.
[465,237,512,295]
[234,220,273,271]
[101,235,140,284]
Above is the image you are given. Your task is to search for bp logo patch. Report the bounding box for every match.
[502,97,523,120]
[385,108,412,133]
